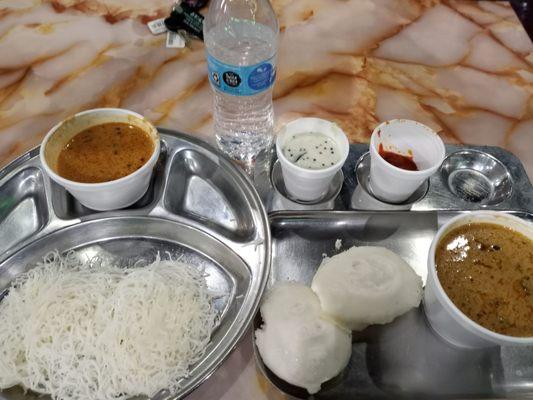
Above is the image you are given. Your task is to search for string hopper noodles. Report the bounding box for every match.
[0,251,217,400]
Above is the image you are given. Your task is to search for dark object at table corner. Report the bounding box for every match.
[511,0,533,41]
[165,2,205,41]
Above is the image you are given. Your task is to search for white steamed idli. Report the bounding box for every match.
[311,246,422,331]
[255,282,351,394]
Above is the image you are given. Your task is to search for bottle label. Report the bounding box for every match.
[207,53,276,96]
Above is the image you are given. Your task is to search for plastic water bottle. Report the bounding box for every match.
[204,0,279,164]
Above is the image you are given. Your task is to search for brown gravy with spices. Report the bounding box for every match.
[436,222,533,337]
[57,122,154,183]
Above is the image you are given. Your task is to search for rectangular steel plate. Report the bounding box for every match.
[263,210,533,399]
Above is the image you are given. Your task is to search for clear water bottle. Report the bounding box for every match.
[204,0,279,164]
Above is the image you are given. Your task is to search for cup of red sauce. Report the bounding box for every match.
[369,119,445,203]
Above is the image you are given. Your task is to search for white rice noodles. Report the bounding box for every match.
[0,250,217,400]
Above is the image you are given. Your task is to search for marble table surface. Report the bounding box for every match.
[0,0,532,399]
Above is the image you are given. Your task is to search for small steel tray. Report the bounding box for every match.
[253,144,533,399]
[256,144,532,213]
[0,129,271,400]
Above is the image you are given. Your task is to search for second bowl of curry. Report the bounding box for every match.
[424,211,533,348]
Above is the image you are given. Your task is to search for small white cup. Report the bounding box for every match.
[424,211,533,348]
[276,118,349,201]
[40,108,160,211]
[369,119,445,203]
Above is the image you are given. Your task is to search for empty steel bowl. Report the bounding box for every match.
[440,150,512,205]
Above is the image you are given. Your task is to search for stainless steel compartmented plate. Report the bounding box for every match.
[0,129,271,400]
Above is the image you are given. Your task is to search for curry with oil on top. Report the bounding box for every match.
[436,222,533,337]
[57,122,154,183]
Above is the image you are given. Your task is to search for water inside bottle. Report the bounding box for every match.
[205,20,277,164]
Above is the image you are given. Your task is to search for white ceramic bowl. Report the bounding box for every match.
[276,118,349,201]
[369,119,445,203]
[424,211,533,348]
[40,108,160,211]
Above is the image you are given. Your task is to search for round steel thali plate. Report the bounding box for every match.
[0,129,271,400]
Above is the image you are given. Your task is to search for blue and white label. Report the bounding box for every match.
[207,53,276,96]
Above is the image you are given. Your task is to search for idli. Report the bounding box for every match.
[311,246,422,330]
[255,282,351,394]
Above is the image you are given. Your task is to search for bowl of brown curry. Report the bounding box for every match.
[40,108,160,210]
[424,211,533,348]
